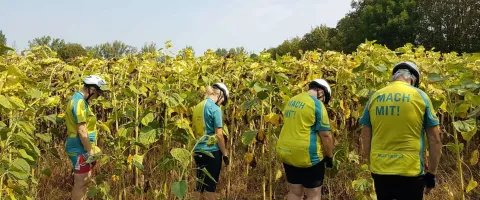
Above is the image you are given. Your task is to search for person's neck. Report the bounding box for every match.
[80,89,89,101]
[307,89,317,97]
[207,95,218,102]
[394,77,411,84]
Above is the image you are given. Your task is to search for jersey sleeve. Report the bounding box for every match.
[212,107,223,128]
[423,94,440,127]
[359,97,372,128]
[315,102,331,131]
[72,100,87,124]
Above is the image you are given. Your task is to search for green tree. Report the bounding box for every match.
[0,30,6,45]
[28,36,66,51]
[57,43,87,62]
[215,48,228,57]
[337,0,419,52]
[140,42,157,54]
[416,0,480,52]
[91,41,137,59]
[0,30,8,55]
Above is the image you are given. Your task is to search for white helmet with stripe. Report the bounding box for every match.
[309,79,332,104]
[213,82,229,106]
[83,75,110,91]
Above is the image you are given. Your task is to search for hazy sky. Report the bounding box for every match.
[1,0,353,54]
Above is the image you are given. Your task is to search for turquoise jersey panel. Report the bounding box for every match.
[194,98,223,152]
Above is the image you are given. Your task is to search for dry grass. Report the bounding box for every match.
[35,138,479,200]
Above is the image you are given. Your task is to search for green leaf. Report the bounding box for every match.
[373,64,387,72]
[87,186,99,198]
[8,96,25,109]
[129,84,141,94]
[446,142,464,154]
[139,126,158,146]
[17,121,35,135]
[470,150,479,166]
[257,91,269,100]
[86,153,102,164]
[351,178,371,192]
[27,89,42,99]
[141,112,154,126]
[253,82,265,92]
[466,93,480,106]
[466,179,478,193]
[241,130,257,146]
[428,74,449,82]
[36,134,51,143]
[18,149,34,162]
[352,63,365,73]
[198,149,214,158]
[200,167,217,183]
[97,121,111,134]
[0,95,13,109]
[170,148,191,169]
[41,168,52,177]
[461,125,477,142]
[279,85,292,96]
[452,119,476,133]
[9,158,30,180]
[132,161,144,171]
[43,114,57,124]
[172,180,188,199]
[356,88,370,98]
[242,99,259,110]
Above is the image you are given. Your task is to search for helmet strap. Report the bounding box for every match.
[215,91,224,106]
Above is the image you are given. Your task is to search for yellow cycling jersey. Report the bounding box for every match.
[360,81,439,176]
[276,92,331,168]
[64,92,98,155]
[192,98,223,152]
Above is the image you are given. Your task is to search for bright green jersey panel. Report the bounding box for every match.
[192,98,222,152]
[64,92,98,155]
[276,92,331,168]
[359,81,439,176]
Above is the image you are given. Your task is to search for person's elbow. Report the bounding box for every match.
[426,125,442,146]
[361,126,372,138]
[319,130,332,139]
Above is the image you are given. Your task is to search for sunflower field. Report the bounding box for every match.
[0,41,479,200]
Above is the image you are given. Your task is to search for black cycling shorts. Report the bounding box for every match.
[372,173,425,200]
[283,161,325,188]
[194,150,222,192]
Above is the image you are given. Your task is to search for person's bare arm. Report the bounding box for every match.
[76,123,93,155]
[319,131,333,158]
[426,125,441,175]
[215,128,227,157]
[361,126,372,163]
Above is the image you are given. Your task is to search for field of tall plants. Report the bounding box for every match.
[0,41,479,200]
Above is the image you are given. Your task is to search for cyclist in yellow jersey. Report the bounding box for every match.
[359,62,442,200]
[276,79,334,200]
[192,82,229,200]
[64,75,109,200]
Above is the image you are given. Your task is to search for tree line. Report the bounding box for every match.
[1,0,479,61]
[268,0,480,58]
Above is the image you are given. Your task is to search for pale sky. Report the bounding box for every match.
[1,0,353,54]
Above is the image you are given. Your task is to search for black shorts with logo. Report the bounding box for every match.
[372,173,425,200]
[283,160,326,188]
[194,150,223,192]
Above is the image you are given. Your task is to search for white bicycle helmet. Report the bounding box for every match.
[213,82,229,106]
[309,79,332,104]
[83,75,110,92]
[392,61,420,87]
